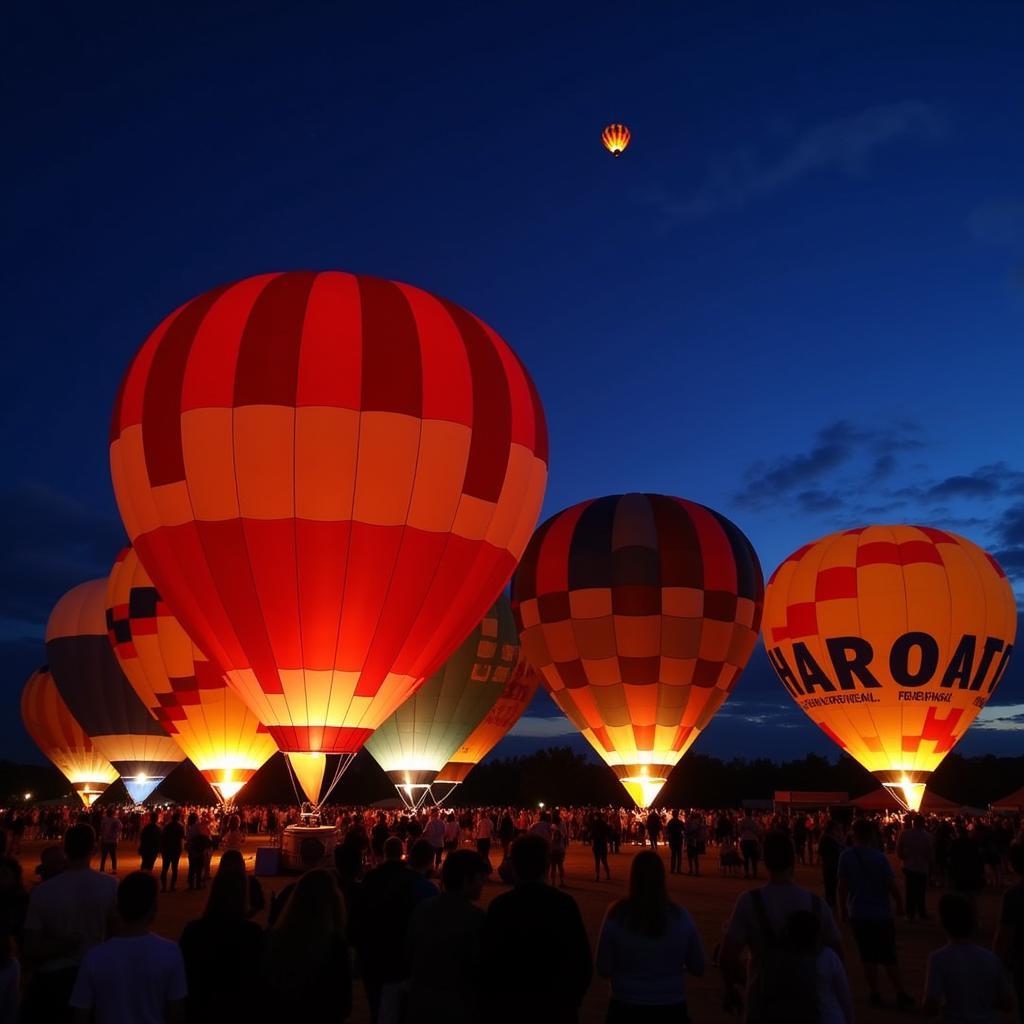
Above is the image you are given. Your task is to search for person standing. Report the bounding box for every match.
[685,814,706,877]
[720,831,844,1022]
[925,892,1014,1021]
[994,843,1024,1019]
[482,835,592,1024]
[896,814,933,921]
[423,810,445,868]
[837,818,914,1011]
[818,819,844,911]
[548,815,567,887]
[21,824,117,1024]
[407,850,489,1024]
[738,812,762,880]
[138,812,161,872]
[665,811,684,875]
[69,871,186,1024]
[596,850,705,1022]
[98,808,121,875]
[645,810,663,849]
[159,812,185,892]
[591,812,612,882]
[474,810,494,866]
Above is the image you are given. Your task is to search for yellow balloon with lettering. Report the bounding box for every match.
[762,526,1016,811]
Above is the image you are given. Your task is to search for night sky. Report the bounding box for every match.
[4,2,1023,768]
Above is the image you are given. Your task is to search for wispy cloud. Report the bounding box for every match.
[656,101,947,223]
[967,199,1024,246]
[509,715,578,738]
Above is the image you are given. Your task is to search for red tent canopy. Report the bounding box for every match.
[991,787,1024,812]
[851,788,957,812]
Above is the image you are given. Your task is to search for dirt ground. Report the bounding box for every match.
[14,835,1014,1023]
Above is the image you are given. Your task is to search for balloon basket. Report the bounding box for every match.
[280,825,341,873]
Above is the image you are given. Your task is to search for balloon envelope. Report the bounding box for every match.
[513,493,764,807]
[21,667,118,806]
[762,526,1016,811]
[364,596,519,804]
[46,580,183,803]
[109,272,548,781]
[106,547,278,803]
[433,659,542,794]
[601,123,631,156]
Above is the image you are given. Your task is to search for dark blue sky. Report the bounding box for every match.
[4,1,1023,765]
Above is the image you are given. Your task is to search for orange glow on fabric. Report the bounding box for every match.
[513,493,764,808]
[762,526,1016,811]
[601,123,631,157]
[109,272,548,767]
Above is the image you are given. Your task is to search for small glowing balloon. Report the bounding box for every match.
[601,123,631,157]
[762,526,1016,811]
[21,667,118,806]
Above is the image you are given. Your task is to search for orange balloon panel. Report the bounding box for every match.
[106,547,278,802]
[435,661,543,785]
[21,668,117,806]
[763,526,1016,810]
[109,272,548,757]
[513,494,764,807]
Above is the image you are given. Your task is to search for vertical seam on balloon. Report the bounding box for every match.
[932,526,956,778]
[888,524,913,774]
[291,285,311,745]
[850,529,886,775]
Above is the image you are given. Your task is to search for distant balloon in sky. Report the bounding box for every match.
[106,547,278,804]
[431,658,542,804]
[45,580,184,803]
[762,526,1016,812]
[512,493,764,808]
[109,271,548,804]
[21,667,118,806]
[601,123,631,157]
[364,595,519,808]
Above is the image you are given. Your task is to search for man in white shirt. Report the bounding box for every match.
[70,870,186,1024]
[475,812,494,864]
[423,810,446,867]
[21,823,118,1024]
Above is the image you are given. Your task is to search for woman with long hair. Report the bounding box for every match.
[179,854,263,1024]
[262,868,352,1019]
[596,850,705,1023]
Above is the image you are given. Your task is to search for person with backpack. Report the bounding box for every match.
[596,850,705,1022]
[837,817,914,1011]
[720,830,843,1023]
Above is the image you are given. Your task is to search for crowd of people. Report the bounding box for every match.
[0,799,1023,1022]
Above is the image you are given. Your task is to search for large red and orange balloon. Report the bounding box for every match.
[21,667,118,806]
[45,580,184,803]
[512,493,764,807]
[109,272,547,801]
[106,547,279,804]
[431,659,542,803]
[763,526,1016,811]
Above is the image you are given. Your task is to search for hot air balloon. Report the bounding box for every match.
[21,667,118,806]
[364,596,519,807]
[762,526,1016,812]
[601,123,631,157]
[106,547,279,804]
[431,659,542,804]
[512,493,764,807]
[109,271,548,804]
[46,580,184,803]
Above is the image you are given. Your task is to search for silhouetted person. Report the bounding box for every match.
[994,843,1024,1020]
[21,824,117,1024]
[818,819,843,910]
[720,831,843,1022]
[838,817,912,1011]
[179,857,263,1023]
[159,813,184,892]
[261,869,351,1020]
[482,834,592,1024]
[591,812,612,882]
[407,849,489,1024]
[69,871,186,1024]
[896,814,933,921]
[596,850,705,1021]
[138,812,161,872]
[351,836,428,1023]
[665,811,684,875]
[925,892,1013,1021]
